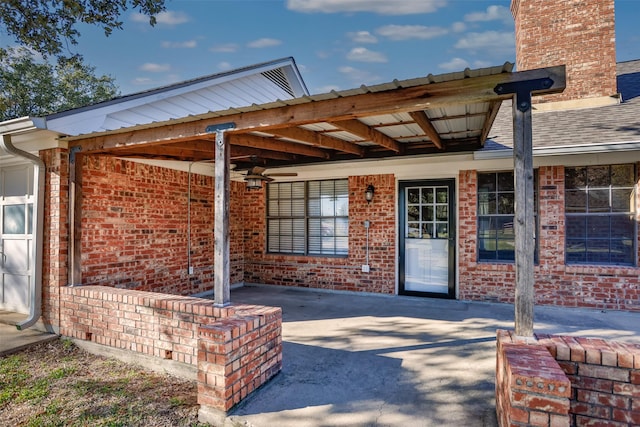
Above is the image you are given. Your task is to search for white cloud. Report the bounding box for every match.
[139,63,171,72]
[155,11,190,25]
[348,31,378,44]
[132,77,153,86]
[464,5,512,24]
[218,62,232,70]
[161,40,197,49]
[247,38,282,48]
[451,22,466,33]
[346,47,387,63]
[287,0,447,15]
[438,57,469,71]
[210,43,239,53]
[131,10,190,26]
[454,31,515,54]
[338,65,381,85]
[376,25,448,41]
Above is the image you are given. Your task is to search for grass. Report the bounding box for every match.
[0,339,209,426]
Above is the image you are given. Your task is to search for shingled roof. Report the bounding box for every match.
[483,59,640,153]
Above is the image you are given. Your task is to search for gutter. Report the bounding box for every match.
[0,132,45,330]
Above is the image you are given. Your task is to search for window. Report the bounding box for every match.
[267,179,348,256]
[477,171,537,262]
[406,186,449,239]
[565,164,636,266]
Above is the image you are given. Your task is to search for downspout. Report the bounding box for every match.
[1,134,45,330]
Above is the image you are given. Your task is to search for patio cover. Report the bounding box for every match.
[63,63,566,336]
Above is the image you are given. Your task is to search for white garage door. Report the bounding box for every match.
[1,164,34,314]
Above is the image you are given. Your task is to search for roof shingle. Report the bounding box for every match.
[484,59,640,152]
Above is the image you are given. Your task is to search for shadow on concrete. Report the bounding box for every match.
[222,285,640,427]
[226,286,506,426]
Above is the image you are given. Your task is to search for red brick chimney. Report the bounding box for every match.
[511,0,617,105]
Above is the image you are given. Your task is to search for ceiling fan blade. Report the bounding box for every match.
[265,172,298,177]
[248,166,267,175]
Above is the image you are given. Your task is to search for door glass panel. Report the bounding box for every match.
[403,184,451,295]
[3,205,26,234]
[3,168,31,196]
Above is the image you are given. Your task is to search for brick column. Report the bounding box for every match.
[197,306,282,424]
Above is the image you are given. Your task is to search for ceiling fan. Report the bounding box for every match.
[238,165,298,189]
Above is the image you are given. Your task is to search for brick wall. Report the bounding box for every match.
[60,285,233,364]
[497,330,640,426]
[59,285,281,418]
[40,148,69,333]
[243,174,396,294]
[496,332,571,426]
[511,0,617,103]
[197,306,282,420]
[78,155,243,295]
[459,166,640,311]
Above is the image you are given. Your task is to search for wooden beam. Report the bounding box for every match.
[211,124,235,307]
[408,111,443,150]
[331,119,402,153]
[67,65,565,153]
[512,96,535,338]
[110,144,213,160]
[68,149,83,286]
[230,134,331,159]
[230,145,297,161]
[270,127,365,156]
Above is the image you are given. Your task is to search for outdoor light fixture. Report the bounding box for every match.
[365,184,375,203]
[245,175,264,190]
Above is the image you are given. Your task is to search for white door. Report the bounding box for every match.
[399,180,455,298]
[1,164,34,314]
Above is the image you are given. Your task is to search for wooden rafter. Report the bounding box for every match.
[229,145,297,161]
[330,119,402,153]
[230,134,331,159]
[408,111,443,150]
[269,126,365,156]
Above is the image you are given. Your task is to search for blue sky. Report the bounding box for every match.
[13,0,640,96]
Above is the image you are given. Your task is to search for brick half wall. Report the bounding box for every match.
[497,330,640,426]
[60,285,282,418]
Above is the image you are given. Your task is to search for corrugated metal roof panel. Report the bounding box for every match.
[300,123,339,132]
[377,123,424,139]
[324,130,364,142]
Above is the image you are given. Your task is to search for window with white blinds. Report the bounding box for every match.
[267,179,349,256]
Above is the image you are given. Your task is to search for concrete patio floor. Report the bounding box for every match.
[224,285,640,427]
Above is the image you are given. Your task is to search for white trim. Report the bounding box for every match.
[474,141,640,160]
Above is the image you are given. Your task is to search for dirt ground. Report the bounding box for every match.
[0,338,207,426]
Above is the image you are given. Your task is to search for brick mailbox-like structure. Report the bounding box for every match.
[497,330,640,426]
[60,286,282,423]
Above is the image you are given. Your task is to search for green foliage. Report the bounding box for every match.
[0,354,49,405]
[0,0,166,58]
[47,365,77,380]
[61,338,75,352]
[0,47,120,120]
